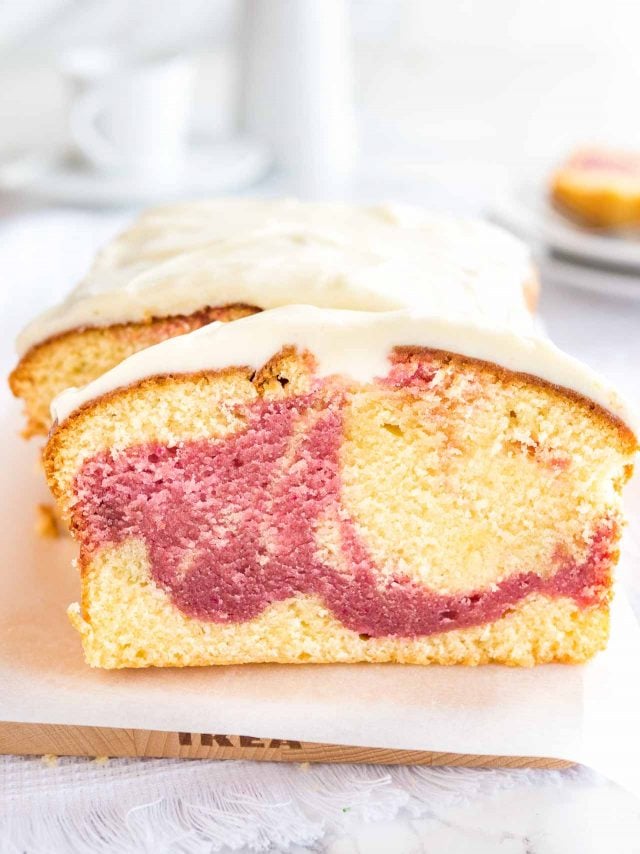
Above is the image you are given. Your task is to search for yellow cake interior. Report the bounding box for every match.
[45,347,635,668]
[9,304,258,436]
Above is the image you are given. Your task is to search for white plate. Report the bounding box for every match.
[539,251,640,301]
[493,181,640,272]
[0,138,271,207]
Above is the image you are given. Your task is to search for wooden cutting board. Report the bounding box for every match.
[0,721,572,767]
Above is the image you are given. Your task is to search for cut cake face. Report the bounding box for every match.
[44,308,637,669]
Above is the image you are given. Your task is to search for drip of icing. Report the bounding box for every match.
[52,305,638,435]
[16,199,534,354]
[74,389,614,635]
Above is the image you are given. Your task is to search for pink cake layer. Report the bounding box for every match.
[72,381,614,639]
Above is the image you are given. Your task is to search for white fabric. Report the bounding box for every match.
[0,755,593,853]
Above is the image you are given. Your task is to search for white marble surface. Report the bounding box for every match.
[322,777,640,854]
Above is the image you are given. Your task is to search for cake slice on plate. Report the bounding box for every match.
[10,198,536,436]
[44,307,636,668]
[551,147,640,229]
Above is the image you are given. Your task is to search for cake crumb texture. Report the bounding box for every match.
[69,546,609,668]
[47,348,634,668]
[9,304,258,436]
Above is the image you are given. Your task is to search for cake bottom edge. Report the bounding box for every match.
[69,552,611,669]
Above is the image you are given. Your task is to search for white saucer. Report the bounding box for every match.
[0,138,271,206]
[538,251,640,301]
[492,180,640,272]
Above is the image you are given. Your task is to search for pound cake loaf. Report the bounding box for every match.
[11,198,537,436]
[551,148,640,229]
[44,307,637,669]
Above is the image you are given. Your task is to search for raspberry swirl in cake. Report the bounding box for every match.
[72,382,616,637]
[45,307,637,668]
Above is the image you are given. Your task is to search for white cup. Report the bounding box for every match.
[61,49,194,176]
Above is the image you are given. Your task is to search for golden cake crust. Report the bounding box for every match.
[10,275,539,438]
[45,346,638,499]
[9,303,260,437]
[44,346,635,668]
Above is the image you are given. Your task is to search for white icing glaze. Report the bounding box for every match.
[17,198,535,355]
[51,305,638,436]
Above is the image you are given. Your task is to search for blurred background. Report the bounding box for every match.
[1,0,640,413]
[0,0,638,209]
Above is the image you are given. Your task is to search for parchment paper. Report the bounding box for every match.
[2,387,640,797]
